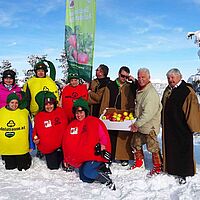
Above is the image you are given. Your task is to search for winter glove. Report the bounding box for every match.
[94,143,111,162]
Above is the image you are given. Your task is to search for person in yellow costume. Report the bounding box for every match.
[0,93,35,170]
[23,59,59,116]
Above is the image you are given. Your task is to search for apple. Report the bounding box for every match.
[102,116,106,120]
[110,117,117,121]
[129,112,133,117]
[113,112,117,116]
[112,115,117,119]
[123,111,128,116]
[116,116,121,121]
[78,52,89,64]
[125,116,130,120]
[68,34,77,48]
[121,116,125,120]
[106,114,111,119]
[129,116,134,120]
[117,113,122,118]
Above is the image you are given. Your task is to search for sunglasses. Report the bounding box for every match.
[120,74,129,79]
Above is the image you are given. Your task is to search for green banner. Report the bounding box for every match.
[65,0,96,82]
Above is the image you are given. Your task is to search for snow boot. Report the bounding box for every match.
[147,164,162,177]
[96,172,116,190]
[147,152,162,177]
[64,165,74,172]
[63,163,74,172]
[178,176,186,185]
[130,149,145,170]
[130,159,145,170]
[120,160,129,166]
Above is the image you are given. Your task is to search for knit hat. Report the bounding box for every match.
[2,69,16,84]
[73,98,89,112]
[34,61,48,73]
[68,73,80,81]
[35,91,57,112]
[6,92,20,104]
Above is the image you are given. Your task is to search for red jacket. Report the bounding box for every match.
[62,116,111,168]
[33,107,68,154]
[61,84,88,123]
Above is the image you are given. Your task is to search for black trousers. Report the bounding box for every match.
[3,153,32,171]
[45,148,63,170]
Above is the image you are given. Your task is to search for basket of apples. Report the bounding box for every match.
[100,108,135,131]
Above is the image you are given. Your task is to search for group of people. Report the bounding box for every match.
[0,60,115,190]
[0,60,199,191]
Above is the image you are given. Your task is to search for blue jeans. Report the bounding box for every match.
[79,161,103,183]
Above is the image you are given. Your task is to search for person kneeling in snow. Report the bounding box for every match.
[0,93,35,170]
[62,98,116,190]
[33,91,68,170]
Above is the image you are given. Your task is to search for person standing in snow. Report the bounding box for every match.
[33,91,68,170]
[88,64,110,117]
[61,73,88,123]
[100,66,137,166]
[130,68,162,176]
[161,68,200,184]
[0,69,28,163]
[0,93,35,170]
[62,98,116,190]
[23,59,59,117]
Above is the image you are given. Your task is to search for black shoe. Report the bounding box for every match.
[178,177,186,185]
[96,171,116,190]
[63,165,74,172]
[121,160,129,166]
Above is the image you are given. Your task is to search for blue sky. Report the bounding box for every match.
[0,0,200,82]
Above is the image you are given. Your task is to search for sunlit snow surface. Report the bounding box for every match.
[1,134,200,200]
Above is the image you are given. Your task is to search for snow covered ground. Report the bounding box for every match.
[1,133,200,200]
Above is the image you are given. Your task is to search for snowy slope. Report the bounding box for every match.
[1,134,200,200]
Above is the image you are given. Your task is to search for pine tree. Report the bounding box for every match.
[56,49,68,89]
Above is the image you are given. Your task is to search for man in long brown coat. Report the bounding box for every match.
[88,64,110,117]
[100,66,137,166]
[162,68,200,184]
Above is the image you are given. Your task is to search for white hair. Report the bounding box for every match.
[137,68,150,76]
[166,68,182,78]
